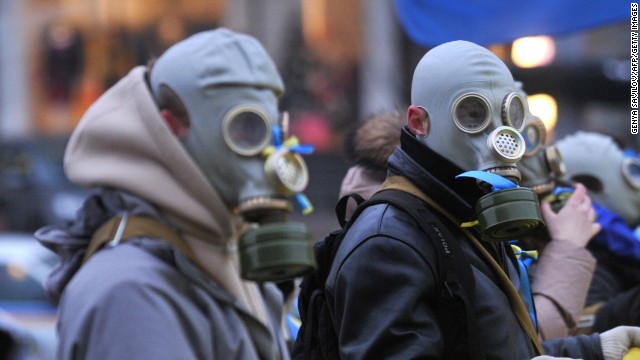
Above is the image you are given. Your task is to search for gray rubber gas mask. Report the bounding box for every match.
[515,84,566,197]
[150,29,316,282]
[519,121,565,192]
[557,131,640,226]
[412,41,544,240]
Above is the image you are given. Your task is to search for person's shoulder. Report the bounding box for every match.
[338,202,430,260]
[64,242,183,302]
[351,201,425,238]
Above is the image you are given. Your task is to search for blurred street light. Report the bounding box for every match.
[512,36,556,68]
[527,93,558,132]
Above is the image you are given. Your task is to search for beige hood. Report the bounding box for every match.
[64,66,270,326]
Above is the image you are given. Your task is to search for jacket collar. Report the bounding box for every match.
[387,126,486,222]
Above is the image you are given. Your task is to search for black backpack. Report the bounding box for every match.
[292,189,484,360]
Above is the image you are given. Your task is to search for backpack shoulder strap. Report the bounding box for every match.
[379,175,543,356]
[335,193,366,228]
[82,214,199,266]
[369,188,485,360]
[369,188,477,294]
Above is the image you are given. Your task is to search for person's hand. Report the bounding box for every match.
[540,183,601,247]
[600,326,640,360]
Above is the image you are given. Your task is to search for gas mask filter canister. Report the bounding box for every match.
[458,171,545,241]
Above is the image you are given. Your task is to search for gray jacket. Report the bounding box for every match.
[36,189,290,360]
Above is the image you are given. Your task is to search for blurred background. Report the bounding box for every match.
[0,0,633,358]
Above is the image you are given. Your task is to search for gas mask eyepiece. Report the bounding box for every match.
[622,154,640,190]
[518,116,566,195]
[222,105,272,156]
[452,92,526,134]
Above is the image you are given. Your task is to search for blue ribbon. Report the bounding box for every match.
[455,170,517,192]
[512,245,538,331]
[270,125,315,214]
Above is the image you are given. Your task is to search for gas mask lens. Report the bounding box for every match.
[502,93,525,131]
[545,146,566,178]
[522,117,546,157]
[622,157,640,189]
[452,93,491,133]
[222,105,272,156]
[452,92,526,134]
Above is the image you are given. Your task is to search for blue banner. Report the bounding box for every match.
[394,0,630,47]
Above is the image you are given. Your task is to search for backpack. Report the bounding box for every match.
[292,189,484,360]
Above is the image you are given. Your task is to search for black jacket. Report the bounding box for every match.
[325,126,603,360]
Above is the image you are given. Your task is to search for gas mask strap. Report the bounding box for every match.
[379,176,543,355]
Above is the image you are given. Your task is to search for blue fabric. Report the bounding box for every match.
[393,0,629,47]
[286,297,301,340]
[516,255,537,331]
[456,170,517,191]
[510,241,538,330]
[592,203,640,264]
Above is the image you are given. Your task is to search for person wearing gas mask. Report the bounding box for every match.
[34,28,316,359]
[333,84,602,343]
[554,131,640,335]
[516,107,600,340]
[321,40,640,359]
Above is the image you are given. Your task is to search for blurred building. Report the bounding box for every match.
[0,0,631,145]
[0,1,632,235]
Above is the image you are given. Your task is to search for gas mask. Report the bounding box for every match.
[411,41,544,241]
[556,131,640,226]
[518,115,566,196]
[149,29,316,282]
[221,105,317,283]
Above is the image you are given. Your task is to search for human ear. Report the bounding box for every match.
[160,109,190,138]
[407,105,430,137]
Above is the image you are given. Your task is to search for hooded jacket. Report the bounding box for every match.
[325,126,604,360]
[35,67,290,360]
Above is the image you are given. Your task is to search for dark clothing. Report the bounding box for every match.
[325,127,604,359]
[587,246,640,332]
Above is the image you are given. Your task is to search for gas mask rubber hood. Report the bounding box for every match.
[556,131,640,226]
[411,40,526,183]
[411,41,544,241]
[149,28,286,210]
[149,28,316,281]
